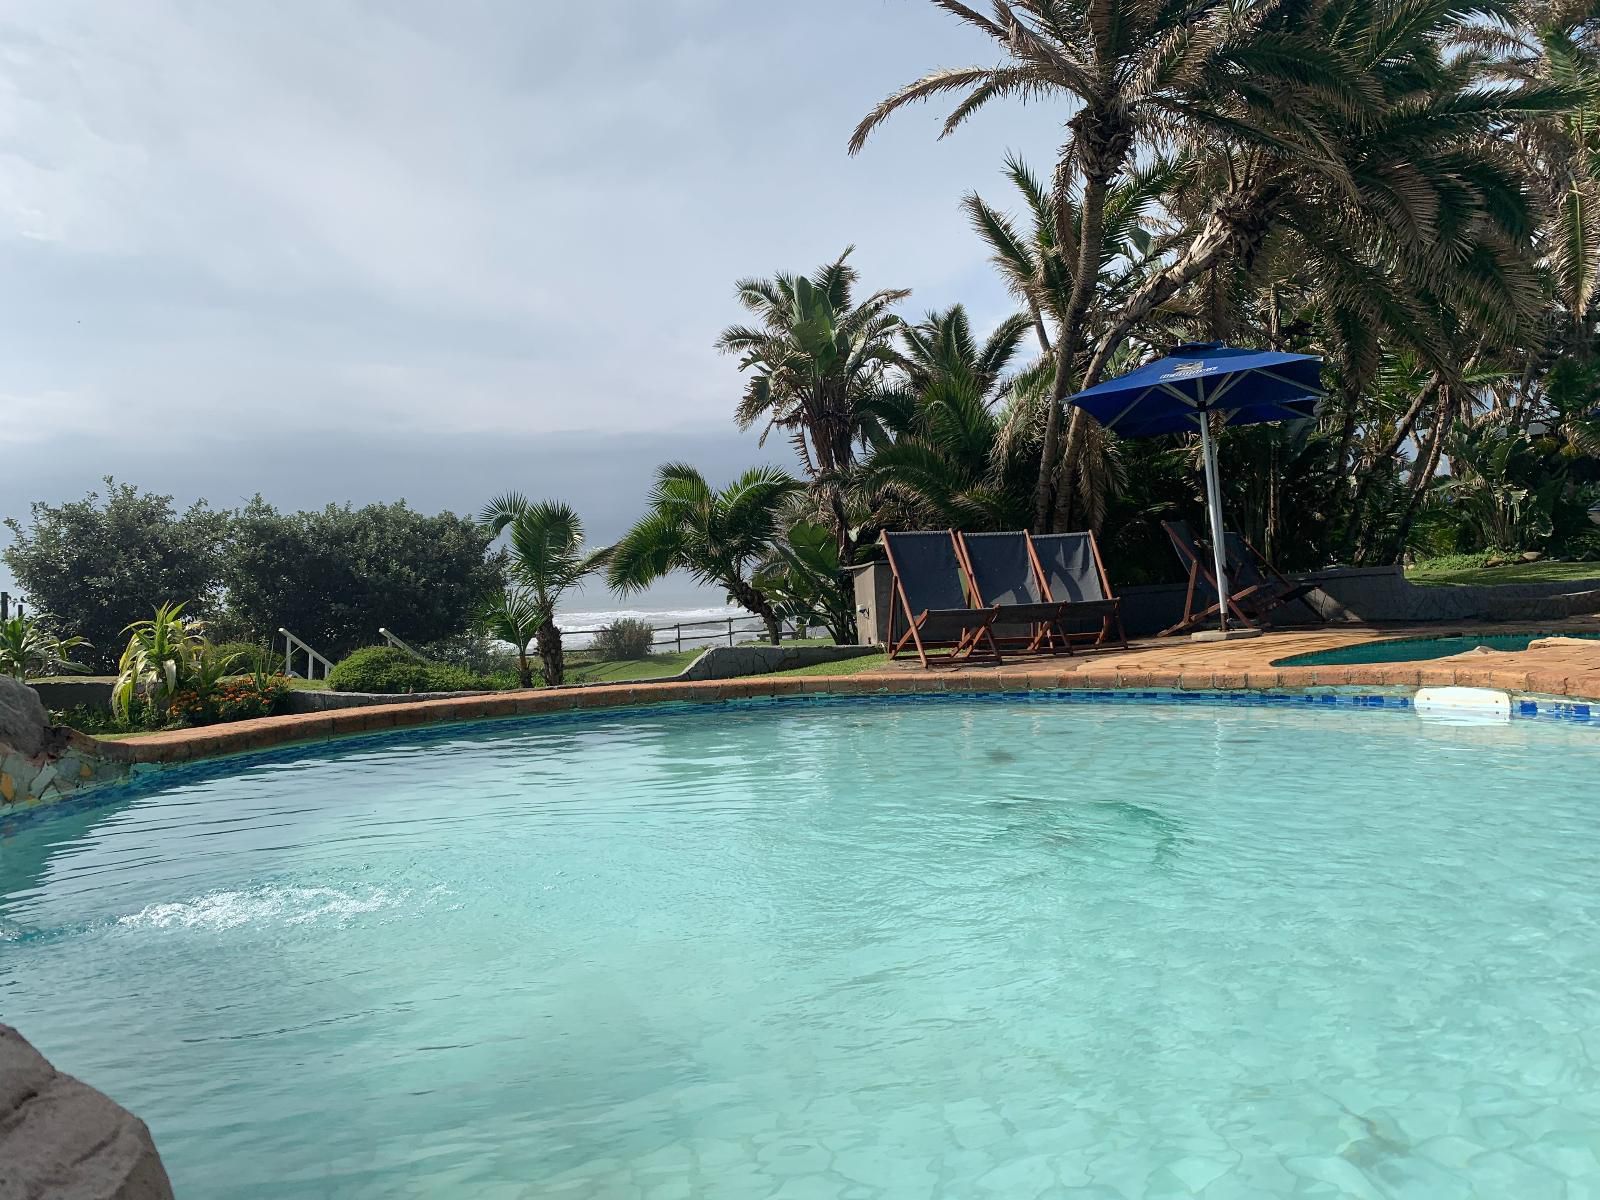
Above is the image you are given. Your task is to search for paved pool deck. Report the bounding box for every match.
[88,618,1600,769]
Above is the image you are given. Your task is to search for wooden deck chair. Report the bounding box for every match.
[1162,520,1322,635]
[1030,532,1128,651]
[956,531,1072,654]
[881,531,1002,669]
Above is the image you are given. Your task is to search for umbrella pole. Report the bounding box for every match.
[1198,415,1230,632]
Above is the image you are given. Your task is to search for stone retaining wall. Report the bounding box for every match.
[0,678,136,819]
[665,643,880,681]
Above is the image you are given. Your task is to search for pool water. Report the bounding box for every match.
[5,698,1600,1198]
[1275,631,1600,667]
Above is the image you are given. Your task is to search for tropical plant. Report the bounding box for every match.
[607,464,803,644]
[717,249,908,560]
[1433,418,1568,553]
[112,602,207,723]
[856,0,1573,548]
[477,589,544,688]
[478,496,608,688]
[858,304,1046,532]
[755,520,857,644]
[0,614,91,682]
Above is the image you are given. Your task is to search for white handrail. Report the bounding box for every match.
[278,628,334,681]
[378,627,429,663]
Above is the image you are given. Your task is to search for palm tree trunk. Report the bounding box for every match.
[517,645,533,690]
[725,577,782,646]
[1079,183,1283,392]
[1386,387,1453,563]
[1034,126,1124,533]
[536,619,564,687]
[1345,375,1438,552]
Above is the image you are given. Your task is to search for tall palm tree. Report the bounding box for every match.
[607,464,802,645]
[851,0,1266,529]
[717,248,907,560]
[1465,0,1600,348]
[478,496,607,687]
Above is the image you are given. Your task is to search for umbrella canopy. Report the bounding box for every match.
[1071,343,1323,439]
[1068,342,1325,633]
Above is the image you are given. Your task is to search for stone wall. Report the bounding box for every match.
[0,677,132,818]
[668,643,881,681]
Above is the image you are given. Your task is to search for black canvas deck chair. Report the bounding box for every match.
[955,531,1072,654]
[1030,532,1128,651]
[881,530,1002,669]
[1162,520,1322,635]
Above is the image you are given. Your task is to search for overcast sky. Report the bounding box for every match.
[0,0,1065,603]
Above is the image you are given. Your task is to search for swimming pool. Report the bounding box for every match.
[1276,631,1600,667]
[4,696,1600,1197]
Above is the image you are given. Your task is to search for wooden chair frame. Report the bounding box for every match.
[882,530,1003,670]
[1032,531,1129,652]
[1161,521,1320,636]
[952,532,1073,655]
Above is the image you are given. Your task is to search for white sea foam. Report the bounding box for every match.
[116,885,414,931]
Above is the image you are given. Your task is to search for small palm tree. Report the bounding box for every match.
[718,248,907,561]
[479,496,607,687]
[607,464,803,645]
[113,601,205,723]
[0,614,91,682]
[478,589,544,689]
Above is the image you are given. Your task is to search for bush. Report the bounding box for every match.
[591,619,655,661]
[327,646,483,694]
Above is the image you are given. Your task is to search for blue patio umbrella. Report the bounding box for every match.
[1068,342,1324,632]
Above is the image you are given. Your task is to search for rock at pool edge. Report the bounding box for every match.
[0,1023,174,1199]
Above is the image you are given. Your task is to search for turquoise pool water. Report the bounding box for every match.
[1276,631,1600,667]
[4,697,1600,1198]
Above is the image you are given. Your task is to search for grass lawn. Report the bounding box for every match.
[1406,558,1600,587]
[767,652,892,678]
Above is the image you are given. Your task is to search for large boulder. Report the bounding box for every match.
[0,1024,174,1200]
[0,676,54,758]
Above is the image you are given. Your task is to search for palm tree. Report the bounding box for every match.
[478,496,607,687]
[1466,0,1600,348]
[607,464,803,645]
[478,589,544,689]
[717,248,907,560]
[897,305,1032,402]
[851,0,1263,529]
[860,303,1041,529]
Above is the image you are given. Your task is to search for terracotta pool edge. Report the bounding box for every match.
[91,662,1600,768]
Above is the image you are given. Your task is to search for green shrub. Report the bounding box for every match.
[328,646,483,694]
[591,619,655,661]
